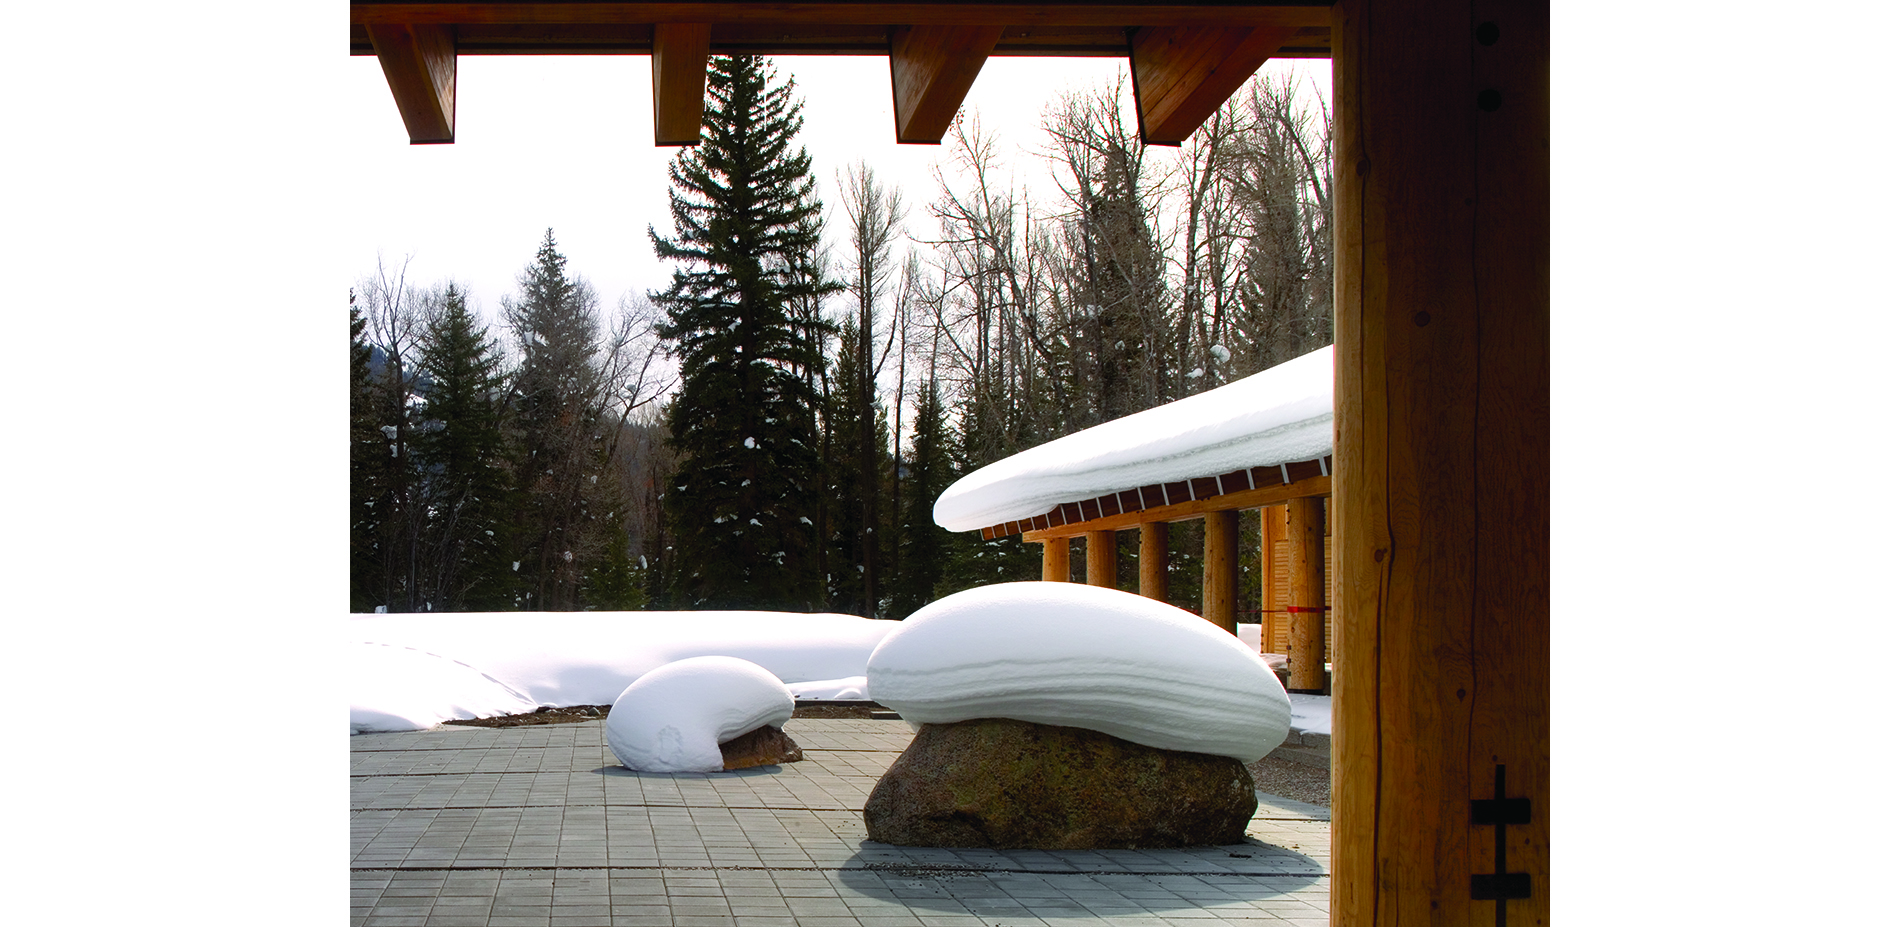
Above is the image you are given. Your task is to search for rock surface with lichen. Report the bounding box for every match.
[863,718,1256,849]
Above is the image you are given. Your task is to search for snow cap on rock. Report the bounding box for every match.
[605,656,796,773]
[866,582,1291,763]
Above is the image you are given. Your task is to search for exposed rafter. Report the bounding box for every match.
[348,2,1332,146]
[889,25,1002,144]
[1129,24,1299,145]
[365,22,458,144]
[651,22,710,145]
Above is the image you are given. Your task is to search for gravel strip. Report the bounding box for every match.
[1247,755,1330,807]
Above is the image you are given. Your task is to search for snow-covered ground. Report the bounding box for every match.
[351,610,1330,739]
[933,345,1333,532]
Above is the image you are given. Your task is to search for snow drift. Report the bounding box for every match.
[933,344,1333,532]
[349,611,895,733]
[865,582,1292,762]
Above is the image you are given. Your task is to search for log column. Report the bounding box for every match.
[1138,522,1168,601]
[1332,0,1548,924]
[1084,530,1116,587]
[1201,510,1237,634]
[1040,537,1071,582]
[1261,504,1284,652]
[1285,496,1327,692]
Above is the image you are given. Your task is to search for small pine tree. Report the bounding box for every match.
[349,291,386,612]
[650,55,837,610]
[413,284,517,611]
[888,377,954,619]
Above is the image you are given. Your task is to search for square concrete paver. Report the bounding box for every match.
[352,717,1329,926]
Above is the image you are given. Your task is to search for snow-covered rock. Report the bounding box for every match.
[934,344,1333,532]
[350,611,894,731]
[605,656,796,773]
[866,582,1291,762]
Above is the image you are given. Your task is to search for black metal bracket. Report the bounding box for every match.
[1470,764,1532,924]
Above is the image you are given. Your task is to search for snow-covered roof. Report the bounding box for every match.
[934,345,1334,533]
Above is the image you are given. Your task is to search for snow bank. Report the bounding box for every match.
[866,583,1291,762]
[349,642,540,733]
[350,611,895,733]
[604,656,795,772]
[934,345,1333,532]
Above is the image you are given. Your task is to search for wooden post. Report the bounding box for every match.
[1041,537,1070,582]
[1085,530,1116,588]
[1201,510,1237,634]
[1332,0,1549,924]
[1261,504,1283,652]
[1137,522,1168,601]
[1285,496,1326,692]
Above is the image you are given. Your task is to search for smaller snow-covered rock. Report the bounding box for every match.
[605,656,796,772]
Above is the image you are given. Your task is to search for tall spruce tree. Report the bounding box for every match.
[504,230,617,611]
[413,284,517,611]
[650,55,835,610]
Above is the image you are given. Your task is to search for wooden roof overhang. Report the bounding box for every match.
[981,455,1332,541]
[349,1,1333,145]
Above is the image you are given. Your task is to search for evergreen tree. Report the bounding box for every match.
[504,230,618,610]
[349,291,386,612]
[888,377,954,619]
[821,318,893,615]
[412,284,517,611]
[650,55,836,610]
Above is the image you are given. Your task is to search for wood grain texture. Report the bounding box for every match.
[1085,530,1116,588]
[351,3,1335,29]
[1202,510,1238,634]
[353,21,1333,57]
[1330,0,1548,924]
[651,22,709,145]
[1138,521,1168,601]
[1040,537,1071,582]
[366,22,457,143]
[889,25,1002,142]
[1261,504,1283,652]
[1286,495,1325,690]
[1129,24,1298,144]
[1021,474,1330,541]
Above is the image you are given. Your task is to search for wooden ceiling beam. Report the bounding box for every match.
[365,22,458,143]
[1129,24,1299,145]
[350,3,1333,29]
[889,25,1002,143]
[651,22,710,145]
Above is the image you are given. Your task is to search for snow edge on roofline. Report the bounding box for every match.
[934,345,1334,533]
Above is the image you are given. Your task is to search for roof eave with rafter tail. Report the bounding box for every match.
[935,344,1334,535]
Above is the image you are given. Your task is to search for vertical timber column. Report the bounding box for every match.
[1262,504,1285,652]
[1138,522,1169,600]
[1286,496,1327,692]
[1085,530,1116,587]
[1041,537,1071,582]
[1202,511,1238,634]
[1331,1,1548,925]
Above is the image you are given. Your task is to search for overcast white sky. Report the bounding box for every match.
[342,53,1329,326]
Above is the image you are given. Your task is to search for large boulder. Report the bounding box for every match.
[863,718,1257,849]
